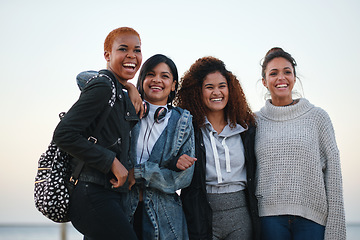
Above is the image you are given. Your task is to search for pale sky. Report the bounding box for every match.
[1,0,359,224]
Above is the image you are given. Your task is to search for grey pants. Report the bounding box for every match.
[208,190,252,240]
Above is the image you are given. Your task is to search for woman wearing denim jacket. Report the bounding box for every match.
[176,57,260,240]
[127,54,196,240]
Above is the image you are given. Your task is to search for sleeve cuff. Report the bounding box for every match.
[99,150,116,174]
[134,164,144,180]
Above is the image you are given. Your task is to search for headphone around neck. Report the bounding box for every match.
[142,101,168,123]
[139,101,169,164]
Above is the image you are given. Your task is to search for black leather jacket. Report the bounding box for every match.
[180,124,261,240]
[53,69,139,191]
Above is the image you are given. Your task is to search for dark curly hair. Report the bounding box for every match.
[175,56,255,129]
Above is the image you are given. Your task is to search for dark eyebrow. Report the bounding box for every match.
[204,82,227,87]
[271,67,291,71]
[116,44,128,49]
[117,44,141,48]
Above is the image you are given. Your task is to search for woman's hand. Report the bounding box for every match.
[124,82,145,118]
[176,154,197,170]
[110,157,128,188]
[128,168,136,190]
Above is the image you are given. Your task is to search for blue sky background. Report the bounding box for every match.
[0,0,359,224]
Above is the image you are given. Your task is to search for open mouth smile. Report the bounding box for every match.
[123,63,136,70]
[150,85,163,91]
[210,97,223,102]
[275,84,288,89]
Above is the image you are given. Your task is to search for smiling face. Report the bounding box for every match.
[262,57,295,106]
[201,71,229,114]
[104,33,142,84]
[142,62,176,105]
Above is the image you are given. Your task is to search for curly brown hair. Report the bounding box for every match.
[175,56,255,129]
[104,27,141,53]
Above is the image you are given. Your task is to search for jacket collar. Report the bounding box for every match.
[99,69,139,122]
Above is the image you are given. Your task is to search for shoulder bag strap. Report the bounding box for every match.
[70,73,116,184]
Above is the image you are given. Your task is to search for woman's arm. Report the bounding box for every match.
[134,152,195,194]
[319,110,346,239]
[53,78,115,174]
[134,119,196,194]
[124,82,144,118]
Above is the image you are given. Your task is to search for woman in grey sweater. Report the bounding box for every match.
[255,47,346,240]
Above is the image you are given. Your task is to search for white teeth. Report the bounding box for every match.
[123,63,136,68]
[211,98,222,102]
[151,86,162,90]
[276,84,287,88]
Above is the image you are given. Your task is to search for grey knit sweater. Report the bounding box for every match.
[255,98,346,239]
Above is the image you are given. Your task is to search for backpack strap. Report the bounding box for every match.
[69,73,117,186]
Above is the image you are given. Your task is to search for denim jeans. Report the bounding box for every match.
[260,215,325,240]
[69,181,137,240]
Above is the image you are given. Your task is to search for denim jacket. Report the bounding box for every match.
[128,107,195,240]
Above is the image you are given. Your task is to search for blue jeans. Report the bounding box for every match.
[261,215,325,240]
[69,181,137,240]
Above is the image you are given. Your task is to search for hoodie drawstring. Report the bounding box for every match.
[222,137,231,173]
[209,132,231,184]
